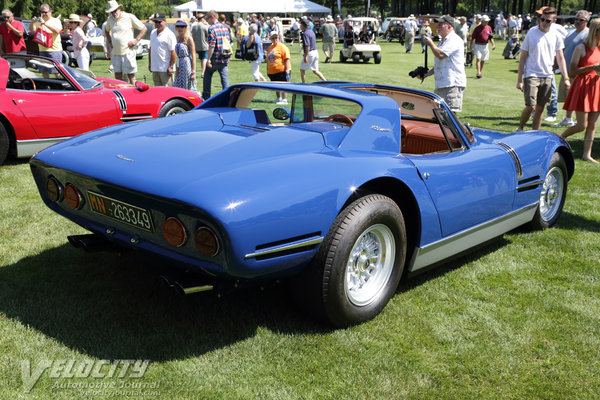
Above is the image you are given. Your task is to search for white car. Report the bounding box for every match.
[340,17,382,64]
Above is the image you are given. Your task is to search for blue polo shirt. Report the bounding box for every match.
[301,28,317,51]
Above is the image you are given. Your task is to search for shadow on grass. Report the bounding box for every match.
[556,211,600,232]
[0,245,330,361]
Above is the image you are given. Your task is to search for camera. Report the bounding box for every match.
[408,65,429,80]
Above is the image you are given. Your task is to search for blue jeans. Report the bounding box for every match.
[546,74,558,117]
[202,62,229,100]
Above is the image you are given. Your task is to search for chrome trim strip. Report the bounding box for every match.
[112,90,127,111]
[497,142,523,179]
[517,179,544,191]
[16,137,72,158]
[120,115,153,122]
[245,236,324,259]
[409,204,538,271]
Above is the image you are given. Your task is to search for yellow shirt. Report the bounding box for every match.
[105,12,145,56]
[32,17,62,52]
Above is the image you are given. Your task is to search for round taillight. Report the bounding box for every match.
[64,184,83,210]
[194,227,219,257]
[46,177,63,202]
[163,217,187,247]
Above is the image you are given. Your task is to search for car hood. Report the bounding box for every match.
[34,109,328,197]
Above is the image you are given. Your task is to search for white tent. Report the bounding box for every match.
[174,0,331,15]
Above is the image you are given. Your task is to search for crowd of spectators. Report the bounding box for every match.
[0,4,597,160]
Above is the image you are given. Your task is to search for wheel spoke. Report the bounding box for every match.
[345,224,396,306]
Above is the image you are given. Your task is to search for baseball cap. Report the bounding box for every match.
[150,12,166,22]
[434,15,455,24]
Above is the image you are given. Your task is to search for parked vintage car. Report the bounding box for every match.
[0,53,202,165]
[384,17,406,43]
[340,17,382,63]
[30,82,573,327]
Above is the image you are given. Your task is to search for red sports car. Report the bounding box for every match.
[0,53,202,165]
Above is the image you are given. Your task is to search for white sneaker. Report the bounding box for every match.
[273,98,282,103]
[553,118,576,127]
[276,99,288,105]
[544,115,557,122]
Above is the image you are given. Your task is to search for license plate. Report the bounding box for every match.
[87,191,154,232]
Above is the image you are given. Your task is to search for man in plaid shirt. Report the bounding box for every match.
[202,10,230,100]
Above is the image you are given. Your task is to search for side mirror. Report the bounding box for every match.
[135,81,150,92]
[272,107,290,121]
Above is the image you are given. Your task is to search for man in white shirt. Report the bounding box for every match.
[403,15,418,53]
[418,16,467,112]
[148,12,176,86]
[516,7,570,131]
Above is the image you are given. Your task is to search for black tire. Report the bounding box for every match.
[0,124,9,166]
[386,34,392,42]
[158,99,192,118]
[339,50,346,63]
[61,50,69,65]
[374,52,382,64]
[352,53,360,63]
[292,194,407,327]
[529,152,568,230]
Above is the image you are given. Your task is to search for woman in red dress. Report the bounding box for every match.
[562,18,600,163]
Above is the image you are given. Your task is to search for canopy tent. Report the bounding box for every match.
[174,0,331,15]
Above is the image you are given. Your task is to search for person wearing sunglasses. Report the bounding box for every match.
[0,9,26,56]
[148,12,176,87]
[31,4,63,65]
[516,7,570,132]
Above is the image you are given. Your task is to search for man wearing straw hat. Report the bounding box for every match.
[104,0,146,84]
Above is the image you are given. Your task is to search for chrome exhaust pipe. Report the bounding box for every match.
[160,274,214,295]
[67,234,113,252]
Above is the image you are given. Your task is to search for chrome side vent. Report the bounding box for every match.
[112,90,127,111]
[245,232,323,260]
[497,142,523,179]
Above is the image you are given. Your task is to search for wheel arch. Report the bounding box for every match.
[340,177,421,269]
[0,113,17,157]
[555,145,574,180]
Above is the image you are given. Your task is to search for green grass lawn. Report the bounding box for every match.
[1,41,599,399]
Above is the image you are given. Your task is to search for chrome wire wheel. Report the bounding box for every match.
[539,165,565,223]
[345,224,396,307]
[165,106,187,116]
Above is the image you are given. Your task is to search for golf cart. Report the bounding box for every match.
[339,17,382,64]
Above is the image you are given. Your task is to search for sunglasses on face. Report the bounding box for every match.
[539,17,553,23]
[575,18,587,22]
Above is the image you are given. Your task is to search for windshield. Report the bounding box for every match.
[232,87,362,127]
[63,64,101,90]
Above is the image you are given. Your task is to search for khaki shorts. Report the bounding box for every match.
[435,86,464,112]
[152,71,173,87]
[523,77,552,107]
[111,50,137,74]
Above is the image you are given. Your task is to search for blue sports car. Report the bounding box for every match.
[30,82,574,327]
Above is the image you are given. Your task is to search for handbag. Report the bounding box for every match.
[33,28,53,48]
